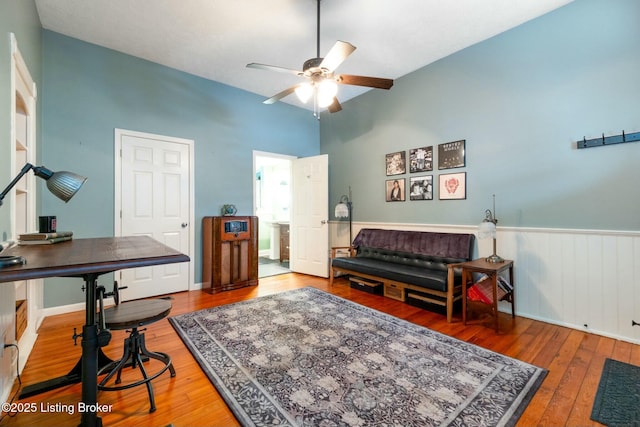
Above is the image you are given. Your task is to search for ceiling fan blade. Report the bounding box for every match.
[246,63,302,76]
[337,74,394,90]
[327,97,342,113]
[263,86,298,104]
[320,41,356,72]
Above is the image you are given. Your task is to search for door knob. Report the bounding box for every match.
[181,222,188,228]
[321,220,327,225]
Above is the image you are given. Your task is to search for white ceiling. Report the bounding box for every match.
[34,0,573,111]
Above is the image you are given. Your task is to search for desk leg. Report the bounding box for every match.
[80,274,102,427]
[18,350,112,398]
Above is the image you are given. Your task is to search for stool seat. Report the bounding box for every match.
[98,298,175,413]
[103,299,172,329]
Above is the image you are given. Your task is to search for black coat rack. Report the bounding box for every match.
[576,130,640,149]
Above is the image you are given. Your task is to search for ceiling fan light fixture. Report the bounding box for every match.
[319,79,338,99]
[295,83,314,103]
[317,92,334,108]
[317,79,338,108]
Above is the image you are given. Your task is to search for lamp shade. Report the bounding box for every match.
[46,171,87,202]
[317,79,338,108]
[31,165,87,203]
[335,203,349,218]
[295,83,313,103]
[478,220,496,239]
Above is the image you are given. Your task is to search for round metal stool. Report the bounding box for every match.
[97,298,176,413]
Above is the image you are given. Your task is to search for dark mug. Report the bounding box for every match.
[39,216,57,233]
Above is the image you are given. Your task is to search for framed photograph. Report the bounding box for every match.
[385,178,405,202]
[385,151,406,176]
[438,139,466,170]
[409,146,433,173]
[409,175,433,200]
[439,172,466,200]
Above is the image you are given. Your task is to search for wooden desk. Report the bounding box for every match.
[0,236,189,427]
[455,258,515,333]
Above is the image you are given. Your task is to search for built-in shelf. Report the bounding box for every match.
[8,33,42,375]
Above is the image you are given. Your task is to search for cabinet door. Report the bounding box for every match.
[279,224,290,262]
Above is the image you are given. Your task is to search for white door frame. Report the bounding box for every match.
[253,150,296,215]
[114,128,195,290]
[252,150,295,259]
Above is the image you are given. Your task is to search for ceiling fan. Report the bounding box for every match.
[246,0,393,115]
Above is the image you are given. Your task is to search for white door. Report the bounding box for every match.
[115,129,193,300]
[290,154,329,277]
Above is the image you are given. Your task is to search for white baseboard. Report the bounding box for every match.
[42,302,87,318]
[41,297,115,318]
[41,284,204,319]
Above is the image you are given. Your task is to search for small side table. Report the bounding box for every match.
[456,258,515,333]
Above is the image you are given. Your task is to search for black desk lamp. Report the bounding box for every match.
[0,163,87,267]
[0,163,86,206]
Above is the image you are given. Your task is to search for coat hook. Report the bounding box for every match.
[622,130,626,142]
[602,133,606,144]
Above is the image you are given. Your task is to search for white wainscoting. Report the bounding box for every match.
[330,221,640,344]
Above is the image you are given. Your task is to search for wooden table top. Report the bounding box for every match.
[0,236,190,283]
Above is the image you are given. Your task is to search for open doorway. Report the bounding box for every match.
[253,151,294,278]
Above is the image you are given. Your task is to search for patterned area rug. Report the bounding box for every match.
[169,287,547,426]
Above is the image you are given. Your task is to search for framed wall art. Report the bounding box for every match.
[438,139,466,170]
[386,178,405,202]
[409,146,433,173]
[409,175,433,200]
[439,172,466,200]
[385,151,406,176]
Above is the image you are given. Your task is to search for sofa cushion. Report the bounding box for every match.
[356,247,465,272]
[352,228,474,260]
[332,256,452,292]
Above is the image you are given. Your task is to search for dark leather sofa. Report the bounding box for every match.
[330,228,475,322]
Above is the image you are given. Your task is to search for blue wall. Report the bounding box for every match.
[41,31,319,307]
[321,0,640,231]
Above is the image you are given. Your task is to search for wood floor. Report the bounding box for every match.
[2,273,639,426]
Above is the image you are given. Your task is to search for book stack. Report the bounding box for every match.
[497,275,513,293]
[467,274,510,304]
[18,231,73,245]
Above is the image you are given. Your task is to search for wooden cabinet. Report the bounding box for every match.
[202,216,258,293]
[279,223,290,262]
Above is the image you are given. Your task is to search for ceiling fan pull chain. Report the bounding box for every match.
[316,0,321,58]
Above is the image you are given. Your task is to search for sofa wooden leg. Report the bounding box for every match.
[446,266,455,323]
[329,269,334,286]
